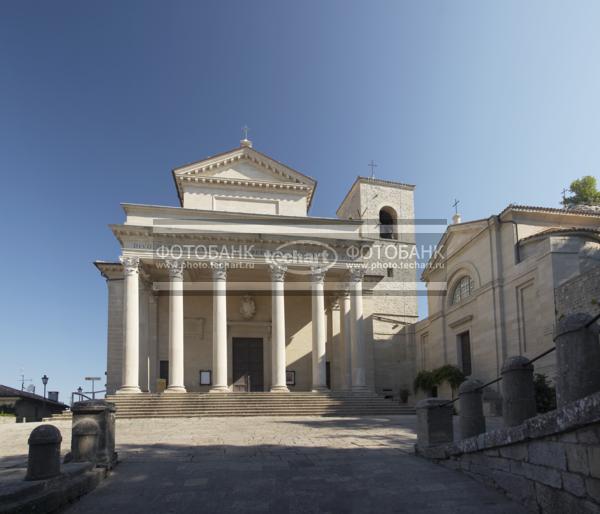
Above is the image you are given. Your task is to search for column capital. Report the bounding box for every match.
[347,265,366,283]
[120,256,140,276]
[269,263,287,282]
[211,261,228,280]
[166,259,185,279]
[310,266,326,284]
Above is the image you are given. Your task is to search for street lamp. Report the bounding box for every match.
[41,374,49,399]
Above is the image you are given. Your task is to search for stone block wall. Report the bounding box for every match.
[417,391,600,513]
[555,265,600,319]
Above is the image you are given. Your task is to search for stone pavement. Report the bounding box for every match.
[0,416,525,513]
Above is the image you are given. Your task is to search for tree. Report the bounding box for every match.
[413,365,466,397]
[533,373,556,413]
[563,175,600,207]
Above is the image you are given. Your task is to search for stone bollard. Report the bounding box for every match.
[26,425,62,481]
[416,398,454,448]
[555,313,600,407]
[458,378,486,439]
[501,356,536,427]
[71,418,100,463]
[71,400,117,468]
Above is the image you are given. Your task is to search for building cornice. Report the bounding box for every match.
[94,261,123,280]
[336,176,415,218]
[499,204,600,219]
[108,223,374,251]
[120,202,363,225]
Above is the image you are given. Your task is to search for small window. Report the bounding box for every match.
[420,334,428,369]
[451,276,475,304]
[387,267,394,278]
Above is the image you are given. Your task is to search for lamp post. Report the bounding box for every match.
[41,375,49,399]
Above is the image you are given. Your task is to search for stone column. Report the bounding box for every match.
[138,278,150,392]
[501,355,536,427]
[148,292,159,393]
[311,267,328,391]
[26,425,62,480]
[165,260,186,393]
[415,398,454,450]
[210,262,229,392]
[117,256,141,394]
[339,290,352,390]
[555,312,600,407]
[458,378,486,439]
[349,266,367,391]
[270,265,289,392]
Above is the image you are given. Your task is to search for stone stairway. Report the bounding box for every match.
[45,392,415,420]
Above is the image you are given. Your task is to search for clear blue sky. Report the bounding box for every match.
[1,1,598,400]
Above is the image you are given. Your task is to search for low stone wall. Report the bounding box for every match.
[417,391,600,513]
[555,265,600,319]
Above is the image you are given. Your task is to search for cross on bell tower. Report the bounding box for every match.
[368,160,377,179]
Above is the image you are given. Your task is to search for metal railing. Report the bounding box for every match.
[433,311,600,409]
[70,389,107,407]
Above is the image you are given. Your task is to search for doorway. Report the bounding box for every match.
[232,338,264,392]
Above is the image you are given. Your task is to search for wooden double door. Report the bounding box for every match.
[232,338,264,392]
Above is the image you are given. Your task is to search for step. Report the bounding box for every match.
[45,393,416,420]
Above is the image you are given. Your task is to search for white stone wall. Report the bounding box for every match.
[555,251,600,319]
[339,179,418,396]
[106,278,124,395]
[182,184,308,216]
[147,290,344,392]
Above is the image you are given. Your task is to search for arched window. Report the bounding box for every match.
[379,207,396,239]
[451,276,475,305]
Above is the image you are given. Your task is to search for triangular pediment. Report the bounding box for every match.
[443,222,488,257]
[423,219,488,279]
[172,144,316,208]
[173,145,315,188]
[202,161,289,183]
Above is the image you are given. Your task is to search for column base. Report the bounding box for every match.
[311,386,329,393]
[209,385,231,393]
[116,386,142,394]
[164,386,187,394]
[351,385,370,392]
[270,385,290,393]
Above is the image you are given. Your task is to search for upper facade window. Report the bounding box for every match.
[379,207,397,239]
[451,276,475,305]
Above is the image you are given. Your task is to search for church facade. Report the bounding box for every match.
[96,139,418,396]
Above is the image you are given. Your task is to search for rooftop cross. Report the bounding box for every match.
[242,125,249,141]
[368,160,377,179]
[453,198,460,214]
